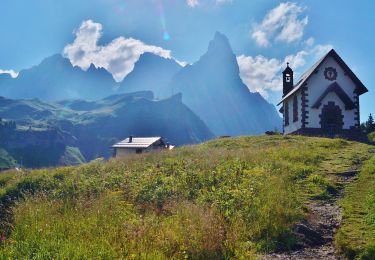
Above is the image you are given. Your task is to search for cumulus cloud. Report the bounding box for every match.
[63,20,175,82]
[311,44,333,59]
[0,69,18,78]
[186,0,199,7]
[252,2,308,47]
[244,2,333,97]
[304,37,315,47]
[237,55,283,97]
[237,43,332,98]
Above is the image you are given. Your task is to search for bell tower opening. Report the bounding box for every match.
[282,62,294,97]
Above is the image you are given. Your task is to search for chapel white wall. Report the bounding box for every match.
[284,90,302,134]
[304,56,357,129]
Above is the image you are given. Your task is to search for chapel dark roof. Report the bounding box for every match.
[278,49,368,105]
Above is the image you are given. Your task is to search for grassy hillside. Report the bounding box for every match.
[0,135,373,258]
[335,156,375,259]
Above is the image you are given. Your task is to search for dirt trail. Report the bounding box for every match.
[261,170,358,260]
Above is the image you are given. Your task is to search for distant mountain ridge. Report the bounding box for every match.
[0,54,118,101]
[0,32,281,138]
[117,32,282,135]
[0,92,214,167]
[118,53,182,99]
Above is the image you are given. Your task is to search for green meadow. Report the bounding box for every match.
[0,135,374,259]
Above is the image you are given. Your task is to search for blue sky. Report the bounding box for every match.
[0,0,374,121]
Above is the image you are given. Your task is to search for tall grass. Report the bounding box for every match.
[335,156,375,259]
[0,135,372,258]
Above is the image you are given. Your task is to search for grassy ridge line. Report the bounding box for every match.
[0,136,373,258]
[336,155,375,259]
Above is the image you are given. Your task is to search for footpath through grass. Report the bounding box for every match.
[0,135,373,258]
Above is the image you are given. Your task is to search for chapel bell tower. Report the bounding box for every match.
[283,62,294,97]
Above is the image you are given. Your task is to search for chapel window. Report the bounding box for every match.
[293,95,298,122]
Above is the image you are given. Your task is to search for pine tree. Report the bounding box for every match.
[364,113,375,133]
[369,114,375,131]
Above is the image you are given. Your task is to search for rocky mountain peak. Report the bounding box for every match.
[205,32,234,57]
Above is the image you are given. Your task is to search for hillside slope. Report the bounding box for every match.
[0,149,16,169]
[0,92,214,166]
[0,120,85,168]
[0,136,373,258]
[66,92,214,159]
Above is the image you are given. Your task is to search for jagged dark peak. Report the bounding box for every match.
[138,52,164,61]
[13,54,72,77]
[187,31,238,75]
[0,73,12,81]
[193,31,237,69]
[40,54,70,66]
[87,63,97,71]
[136,52,181,67]
[163,92,182,103]
[86,63,110,75]
[86,63,104,71]
[206,31,233,55]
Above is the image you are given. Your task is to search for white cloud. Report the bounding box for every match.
[251,31,269,48]
[0,69,18,78]
[311,44,333,59]
[276,16,308,43]
[237,43,332,98]
[186,0,199,7]
[304,37,315,47]
[245,2,333,97]
[284,50,309,69]
[237,55,283,97]
[63,20,175,82]
[251,2,308,47]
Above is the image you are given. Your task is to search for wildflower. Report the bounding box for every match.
[0,233,5,242]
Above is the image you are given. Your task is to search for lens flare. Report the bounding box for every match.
[163,32,171,41]
[158,0,170,41]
